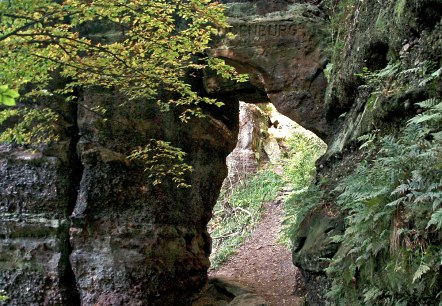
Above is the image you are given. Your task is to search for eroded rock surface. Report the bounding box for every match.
[291,206,344,305]
[0,87,239,305]
[191,277,268,306]
[69,90,239,305]
[0,86,80,304]
[210,2,330,140]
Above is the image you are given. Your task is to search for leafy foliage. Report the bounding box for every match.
[322,0,357,58]
[325,99,442,305]
[0,85,19,106]
[357,60,440,108]
[0,0,245,186]
[209,169,282,268]
[282,131,326,189]
[127,140,193,189]
[0,0,242,106]
[0,107,59,144]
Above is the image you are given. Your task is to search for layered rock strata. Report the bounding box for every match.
[0,88,239,305]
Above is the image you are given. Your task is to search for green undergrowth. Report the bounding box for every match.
[208,169,282,269]
[279,131,327,248]
[281,96,442,304]
[326,98,442,305]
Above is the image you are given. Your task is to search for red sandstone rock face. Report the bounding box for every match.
[209,3,330,141]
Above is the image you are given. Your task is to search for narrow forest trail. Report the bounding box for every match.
[209,196,305,306]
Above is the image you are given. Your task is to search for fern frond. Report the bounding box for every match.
[412,264,431,283]
[426,209,442,230]
[391,183,410,196]
[408,113,442,125]
[363,287,383,303]
[386,197,407,207]
[416,98,441,109]
[433,198,442,211]
[432,131,442,141]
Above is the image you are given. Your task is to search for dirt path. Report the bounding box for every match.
[209,197,304,306]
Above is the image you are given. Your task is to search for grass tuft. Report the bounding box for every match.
[208,169,282,269]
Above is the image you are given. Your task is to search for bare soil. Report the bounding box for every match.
[209,197,305,306]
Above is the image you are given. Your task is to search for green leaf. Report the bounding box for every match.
[6,89,20,99]
[412,264,431,283]
[0,85,19,106]
[1,96,16,106]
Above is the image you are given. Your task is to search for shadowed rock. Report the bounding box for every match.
[209,3,330,141]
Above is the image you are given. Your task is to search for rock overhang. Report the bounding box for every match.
[208,2,331,141]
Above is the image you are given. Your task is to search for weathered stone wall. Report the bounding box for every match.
[320,0,442,157]
[69,90,239,305]
[0,86,239,305]
[209,2,331,140]
[0,143,79,305]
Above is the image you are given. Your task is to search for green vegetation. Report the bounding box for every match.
[0,290,8,302]
[326,98,442,305]
[0,0,238,105]
[209,169,282,268]
[322,0,356,58]
[209,126,326,267]
[127,140,193,188]
[281,131,327,190]
[283,53,441,303]
[279,131,326,247]
[394,0,407,20]
[0,0,245,187]
[0,85,19,106]
[0,108,59,144]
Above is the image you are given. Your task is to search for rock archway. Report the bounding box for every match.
[209,1,330,141]
[0,2,331,305]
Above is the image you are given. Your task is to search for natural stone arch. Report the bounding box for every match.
[0,2,333,305]
[209,2,331,141]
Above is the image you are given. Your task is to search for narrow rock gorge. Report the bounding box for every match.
[1,0,441,305]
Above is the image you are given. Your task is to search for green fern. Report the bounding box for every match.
[427,208,442,230]
[327,98,442,305]
[412,263,431,283]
